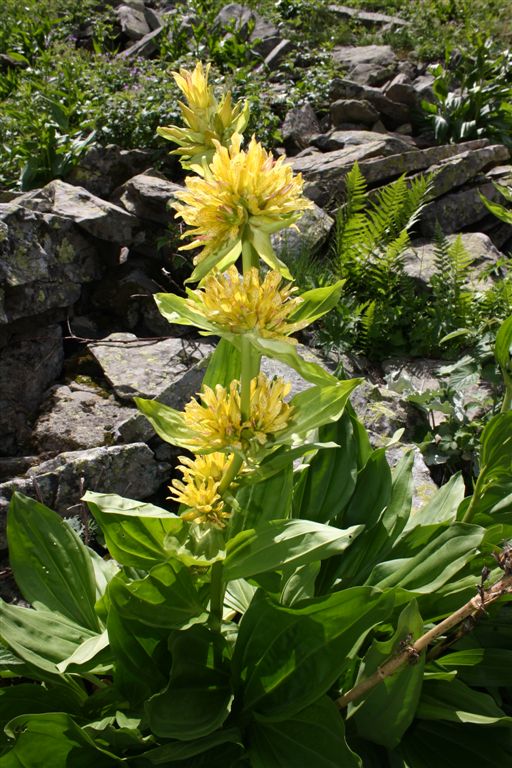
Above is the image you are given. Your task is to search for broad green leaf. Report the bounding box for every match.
[231,333,337,386]
[495,315,512,377]
[138,728,242,765]
[250,226,292,279]
[367,523,484,593]
[56,630,110,673]
[480,411,512,471]
[248,696,361,768]
[232,587,394,719]
[224,519,363,582]
[107,560,208,630]
[7,493,99,631]
[84,492,221,569]
[0,713,121,767]
[133,397,191,447]
[146,626,233,740]
[403,473,464,532]
[233,464,293,535]
[107,574,171,705]
[318,448,392,590]
[278,379,362,443]
[416,677,512,726]
[280,562,320,606]
[288,281,346,325]
[437,648,512,687]
[350,601,425,749]
[154,292,218,334]
[293,411,359,523]
[202,337,241,389]
[398,719,512,768]
[0,684,82,726]
[187,239,241,284]
[0,601,99,675]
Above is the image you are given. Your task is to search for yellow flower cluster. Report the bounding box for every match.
[174,133,311,265]
[157,62,249,166]
[186,265,306,342]
[169,452,231,527]
[182,374,293,453]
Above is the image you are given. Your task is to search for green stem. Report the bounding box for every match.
[241,237,259,273]
[461,469,487,524]
[218,453,243,494]
[501,382,512,413]
[209,560,224,635]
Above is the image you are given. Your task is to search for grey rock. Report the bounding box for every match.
[291,140,393,183]
[0,206,102,324]
[350,379,412,446]
[11,180,138,243]
[328,4,410,27]
[384,73,418,107]
[264,39,293,70]
[119,26,164,58]
[403,233,506,292]
[111,172,183,225]
[30,383,137,453]
[214,3,254,38]
[331,45,398,86]
[116,4,151,40]
[272,203,334,259]
[282,104,321,151]
[312,129,414,154]
[144,6,164,30]
[425,144,510,200]
[330,99,380,127]
[0,326,63,455]
[412,74,435,102]
[0,443,170,547]
[91,265,170,331]
[419,181,502,236]
[88,331,214,400]
[67,144,151,198]
[329,78,411,127]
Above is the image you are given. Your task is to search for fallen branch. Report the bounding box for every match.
[336,568,512,709]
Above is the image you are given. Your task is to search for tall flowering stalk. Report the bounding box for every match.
[135,62,357,625]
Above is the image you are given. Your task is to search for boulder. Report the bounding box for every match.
[402,233,506,292]
[329,78,411,128]
[384,73,418,107]
[0,443,170,547]
[88,332,215,402]
[119,26,164,58]
[12,180,138,244]
[282,104,321,151]
[0,206,101,324]
[67,144,151,198]
[425,144,510,200]
[328,5,410,28]
[272,203,334,259]
[0,326,64,456]
[116,3,151,40]
[111,172,183,225]
[30,381,137,453]
[311,129,415,154]
[264,38,293,69]
[419,181,502,237]
[331,45,398,86]
[330,99,380,127]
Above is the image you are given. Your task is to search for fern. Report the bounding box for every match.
[430,228,475,339]
[335,162,434,299]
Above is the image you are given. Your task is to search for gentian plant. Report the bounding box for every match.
[1,64,512,767]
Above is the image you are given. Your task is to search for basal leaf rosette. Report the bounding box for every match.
[173,133,312,282]
[157,62,249,168]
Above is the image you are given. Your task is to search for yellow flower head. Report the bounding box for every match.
[173,134,312,268]
[157,62,249,167]
[169,452,231,527]
[186,265,307,342]
[182,374,293,453]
